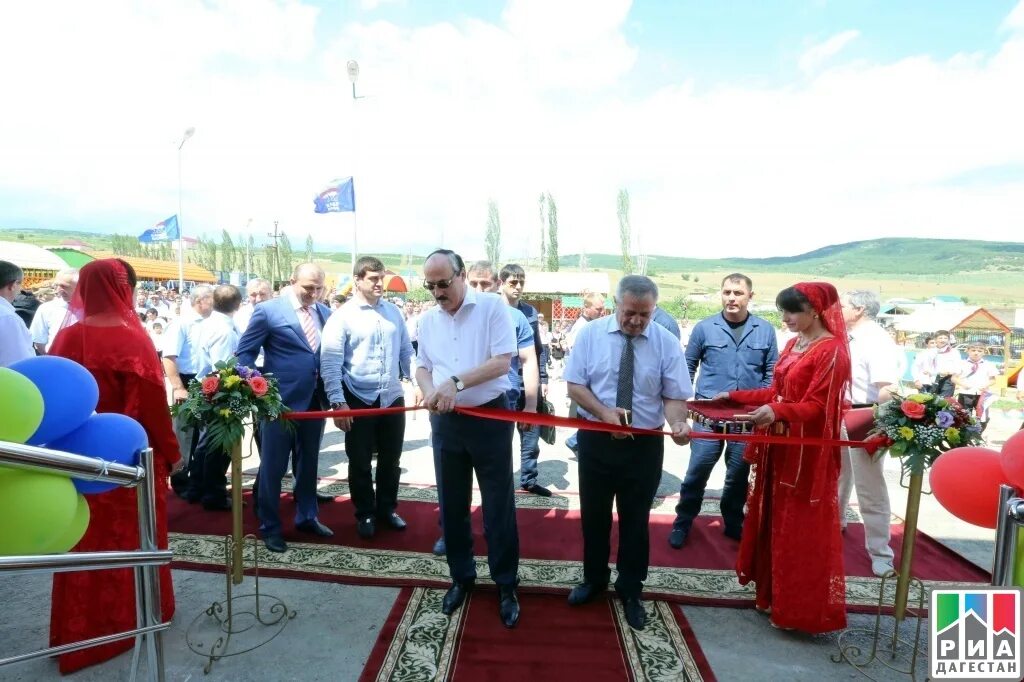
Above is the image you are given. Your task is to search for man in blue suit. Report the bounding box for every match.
[237,262,333,553]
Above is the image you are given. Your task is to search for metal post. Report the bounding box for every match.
[992,485,1019,586]
[135,448,165,682]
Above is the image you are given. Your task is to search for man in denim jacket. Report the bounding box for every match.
[669,273,778,548]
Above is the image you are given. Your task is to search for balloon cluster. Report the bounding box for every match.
[929,432,1024,529]
[0,357,148,555]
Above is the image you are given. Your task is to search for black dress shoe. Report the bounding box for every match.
[441,581,474,615]
[567,582,606,606]
[316,491,335,502]
[378,512,407,530]
[432,537,446,556]
[357,517,376,539]
[522,483,552,497]
[498,584,520,628]
[263,535,288,553]
[202,498,232,511]
[668,527,688,549]
[724,525,742,541]
[296,519,334,537]
[622,595,645,630]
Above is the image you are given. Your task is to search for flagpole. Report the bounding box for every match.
[347,61,362,276]
[177,126,195,293]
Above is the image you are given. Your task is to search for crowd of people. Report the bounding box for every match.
[1,254,1022,672]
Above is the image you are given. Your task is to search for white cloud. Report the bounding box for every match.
[0,0,1023,266]
[798,30,861,74]
[1003,0,1024,32]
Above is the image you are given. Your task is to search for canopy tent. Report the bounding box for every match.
[88,252,217,284]
[338,272,408,296]
[523,272,611,296]
[48,247,95,269]
[0,241,72,286]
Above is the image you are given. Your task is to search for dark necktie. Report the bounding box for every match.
[616,334,635,411]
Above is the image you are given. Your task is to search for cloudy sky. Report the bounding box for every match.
[1,0,1022,260]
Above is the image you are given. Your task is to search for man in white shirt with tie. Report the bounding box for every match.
[29,268,77,354]
[0,261,35,368]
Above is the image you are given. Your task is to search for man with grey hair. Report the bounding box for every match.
[565,275,694,630]
[0,261,34,367]
[29,268,77,353]
[162,285,214,497]
[235,278,274,334]
[840,289,900,577]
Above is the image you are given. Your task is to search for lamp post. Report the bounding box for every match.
[177,126,195,293]
[347,60,362,276]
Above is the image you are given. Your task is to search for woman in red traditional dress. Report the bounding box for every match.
[723,282,851,634]
[48,258,181,674]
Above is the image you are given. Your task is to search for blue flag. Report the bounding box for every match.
[138,215,180,243]
[313,177,356,213]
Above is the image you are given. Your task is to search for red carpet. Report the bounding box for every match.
[359,586,716,681]
[168,488,989,585]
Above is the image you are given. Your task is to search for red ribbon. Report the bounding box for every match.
[283,405,887,452]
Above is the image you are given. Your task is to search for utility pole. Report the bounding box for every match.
[268,220,281,284]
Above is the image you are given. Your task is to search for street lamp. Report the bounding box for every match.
[177,126,195,293]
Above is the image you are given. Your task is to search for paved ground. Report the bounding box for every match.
[1,374,1014,680]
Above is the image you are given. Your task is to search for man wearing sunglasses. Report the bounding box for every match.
[415,249,522,629]
[498,264,551,497]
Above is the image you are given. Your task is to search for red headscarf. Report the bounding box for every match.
[50,259,164,389]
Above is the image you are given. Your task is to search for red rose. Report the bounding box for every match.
[201,376,220,396]
[900,400,926,420]
[248,376,269,397]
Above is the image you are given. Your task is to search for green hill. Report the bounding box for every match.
[566,238,1024,277]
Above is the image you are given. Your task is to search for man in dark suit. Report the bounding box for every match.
[237,263,333,553]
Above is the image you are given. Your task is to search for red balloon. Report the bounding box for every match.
[930,447,1009,529]
[1000,430,1024,491]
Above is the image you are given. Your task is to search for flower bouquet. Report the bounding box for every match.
[170,357,289,455]
[872,392,985,474]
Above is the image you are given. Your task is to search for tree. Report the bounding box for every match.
[220,230,237,272]
[617,188,633,275]
[245,235,256,276]
[538,193,547,270]
[545,192,559,272]
[278,233,294,282]
[194,236,219,272]
[485,199,501,266]
[305,234,315,262]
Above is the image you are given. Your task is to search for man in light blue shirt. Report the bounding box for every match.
[187,285,242,511]
[670,273,777,549]
[565,275,693,631]
[161,285,213,497]
[321,256,414,539]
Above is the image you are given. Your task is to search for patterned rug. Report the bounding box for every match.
[168,480,989,609]
[359,587,716,682]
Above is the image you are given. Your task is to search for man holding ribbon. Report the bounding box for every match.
[415,249,522,629]
[564,275,693,631]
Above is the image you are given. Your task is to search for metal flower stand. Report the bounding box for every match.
[832,469,928,680]
[185,441,296,674]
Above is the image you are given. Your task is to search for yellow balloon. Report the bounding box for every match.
[42,494,91,554]
[0,470,78,555]
[0,368,45,443]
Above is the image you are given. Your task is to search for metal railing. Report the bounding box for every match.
[0,441,171,681]
[992,484,1024,586]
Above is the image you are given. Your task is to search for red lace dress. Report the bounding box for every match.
[730,336,850,634]
[48,333,179,673]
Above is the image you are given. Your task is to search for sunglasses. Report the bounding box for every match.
[423,277,455,291]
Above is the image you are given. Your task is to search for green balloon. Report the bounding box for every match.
[0,470,78,556]
[42,494,91,554]
[0,368,45,444]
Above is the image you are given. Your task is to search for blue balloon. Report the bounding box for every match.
[47,413,149,494]
[9,356,99,445]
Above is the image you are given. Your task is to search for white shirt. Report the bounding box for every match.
[932,344,963,377]
[416,288,516,407]
[287,288,321,348]
[565,314,593,350]
[911,348,936,385]
[162,314,205,375]
[0,297,34,367]
[848,320,901,404]
[195,311,239,376]
[956,358,999,395]
[234,303,255,335]
[28,298,69,351]
[564,315,694,430]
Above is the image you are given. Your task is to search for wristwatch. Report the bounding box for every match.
[451,376,465,392]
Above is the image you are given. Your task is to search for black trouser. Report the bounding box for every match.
[344,386,406,521]
[578,429,664,598]
[187,429,230,504]
[171,373,198,494]
[430,394,519,586]
[957,393,989,432]
[933,375,955,398]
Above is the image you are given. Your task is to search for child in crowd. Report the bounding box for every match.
[911,335,936,392]
[953,342,1000,433]
[931,330,962,397]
